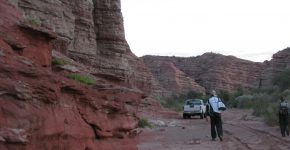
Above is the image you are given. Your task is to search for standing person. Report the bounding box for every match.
[278,96,290,137]
[206,90,224,141]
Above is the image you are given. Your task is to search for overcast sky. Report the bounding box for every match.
[121,0,290,62]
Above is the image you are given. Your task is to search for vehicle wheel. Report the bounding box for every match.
[183,114,187,119]
[200,113,204,119]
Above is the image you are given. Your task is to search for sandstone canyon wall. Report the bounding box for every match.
[260,48,290,89]
[0,0,151,149]
[142,53,264,94]
[13,0,152,94]
[142,56,205,97]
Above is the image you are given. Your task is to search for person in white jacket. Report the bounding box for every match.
[206,90,223,141]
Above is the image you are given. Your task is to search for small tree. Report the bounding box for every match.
[186,91,202,99]
[273,69,290,91]
[218,90,230,104]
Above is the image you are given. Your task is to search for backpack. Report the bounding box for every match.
[279,102,289,116]
[206,102,214,116]
[217,98,226,111]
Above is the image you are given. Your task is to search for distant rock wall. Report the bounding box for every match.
[142,56,205,97]
[260,48,290,88]
[142,53,264,94]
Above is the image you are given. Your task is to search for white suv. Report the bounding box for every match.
[183,99,206,119]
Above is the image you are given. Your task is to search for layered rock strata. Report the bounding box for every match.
[142,56,205,97]
[0,1,146,149]
[260,48,290,88]
[15,0,152,94]
[142,53,264,93]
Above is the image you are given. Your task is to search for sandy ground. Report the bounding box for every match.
[137,109,290,150]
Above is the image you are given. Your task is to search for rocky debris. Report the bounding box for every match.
[15,56,33,66]
[60,65,79,73]
[0,80,32,101]
[149,120,166,127]
[168,121,178,127]
[0,49,5,56]
[187,139,201,145]
[0,128,28,144]
[129,128,143,137]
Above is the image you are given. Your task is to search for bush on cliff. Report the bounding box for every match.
[26,16,41,26]
[68,73,96,85]
[138,118,152,128]
[52,57,69,66]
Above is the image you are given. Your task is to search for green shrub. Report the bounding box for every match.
[51,58,68,66]
[159,91,203,111]
[263,105,279,126]
[273,69,290,91]
[218,90,231,104]
[235,95,254,108]
[68,73,96,85]
[187,91,203,99]
[234,92,280,126]
[138,118,152,128]
[26,16,41,26]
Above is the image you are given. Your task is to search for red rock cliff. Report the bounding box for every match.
[142,56,205,97]
[15,0,152,94]
[0,0,148,149]
[260,48,290,88]
[142,53,264,93]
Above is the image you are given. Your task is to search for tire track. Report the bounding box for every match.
[238,123,290,150]
[223,130,251,150]
[224,122,290,150]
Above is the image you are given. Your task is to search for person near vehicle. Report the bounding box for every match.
[278,96,290,137]
[206,90,223,141]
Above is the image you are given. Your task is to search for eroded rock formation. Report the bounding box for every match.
[260,48,290,88]
[142,53,264,93]
[14,0,152,94]
[142,56,205,97]
[0,0,149,149]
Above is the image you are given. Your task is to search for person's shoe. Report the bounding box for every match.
[212,138,216,141]
[286,131,289,136]
[219,136,223,141]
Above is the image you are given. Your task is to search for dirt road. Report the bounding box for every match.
[137,109,290,150]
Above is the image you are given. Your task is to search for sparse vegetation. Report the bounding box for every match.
[228,85,290,126]
[138,118,152,128]
[51,58,68,66]
[68,73,96,85]
[273,69,290,91]
[26,16,41,26]
[159,91,203,111]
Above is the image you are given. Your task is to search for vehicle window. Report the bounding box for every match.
[186,100,202,105]
[192,101,202,105]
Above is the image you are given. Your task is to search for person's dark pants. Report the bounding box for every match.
[279,115,289,137]
[210,112,223,139]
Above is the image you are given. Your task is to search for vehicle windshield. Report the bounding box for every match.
[186,100,202,105]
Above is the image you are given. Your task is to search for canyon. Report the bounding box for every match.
[1,0,290,149]
[142,48,290,97]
